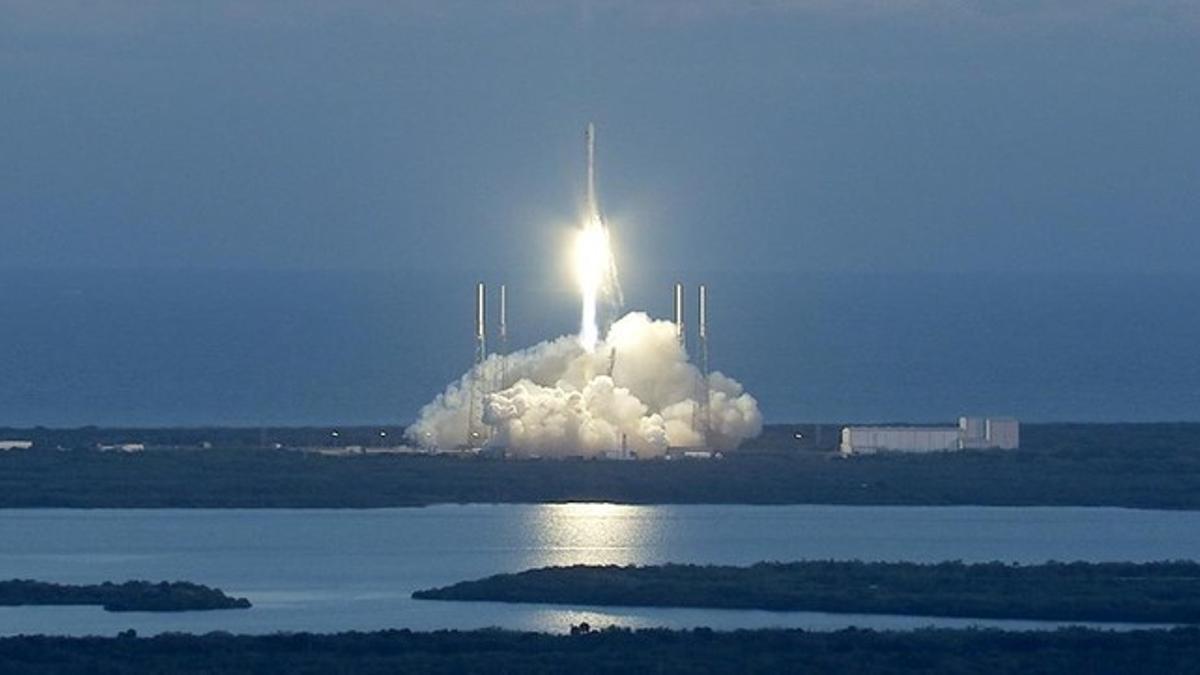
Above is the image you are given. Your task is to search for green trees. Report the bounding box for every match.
[415,561,1200,623]
[0,627,1198,674]
[0,580,251,612]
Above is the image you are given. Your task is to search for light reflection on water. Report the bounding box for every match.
[0,504,1196,636]
[518,503,660,569]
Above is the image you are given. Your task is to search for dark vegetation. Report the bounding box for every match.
[0,580,250,612]
[0,423,835,452]
[415,561,1200,624]
[0,425,413,451]
[0,424,1197,508]
[1,627,1200,674]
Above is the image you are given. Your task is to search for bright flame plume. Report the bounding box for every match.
[574,212,617,351]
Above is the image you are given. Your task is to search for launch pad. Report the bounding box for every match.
[407,124,763,458]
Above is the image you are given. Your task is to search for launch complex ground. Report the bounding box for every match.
[448,279,726,458]
[0,422,1197,510]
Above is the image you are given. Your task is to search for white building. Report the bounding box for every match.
[98,443,145,453]
[0,440,33,451]
[959,416,1019,450]
[840,417,1019,455]
[839,427,961,455]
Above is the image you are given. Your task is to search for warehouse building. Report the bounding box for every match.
[959,416,1019,450]
[840,417,1019,455]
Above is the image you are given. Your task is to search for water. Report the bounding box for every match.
[0,504,1197,636]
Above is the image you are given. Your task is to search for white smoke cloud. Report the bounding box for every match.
[406,311,762,457]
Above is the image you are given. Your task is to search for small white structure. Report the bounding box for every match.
[839,427,961,455]
[315,445,365,456]
[959,416,1020,450]
[0,440,33,451]
[840,417,1019,455]
[98,443,145,453]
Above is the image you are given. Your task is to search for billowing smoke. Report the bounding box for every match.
[408,123,761,457]
[406,312,762,458]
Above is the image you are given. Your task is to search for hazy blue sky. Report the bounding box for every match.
[2,1,1197,276]
[2,2,1198,426]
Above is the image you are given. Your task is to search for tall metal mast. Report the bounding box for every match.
[498,284,507,354]
[698,284,709,377]
[497,283,508,390]
[673,282,685,347]
[698,283,711,447]
[467,282,487,447]
[475,281,487,364]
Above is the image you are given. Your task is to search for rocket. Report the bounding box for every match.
[579,121,624,315]
[586,122,598,217]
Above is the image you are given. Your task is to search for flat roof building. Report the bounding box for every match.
[840,417,1019,456]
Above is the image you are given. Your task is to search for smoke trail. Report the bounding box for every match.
[406,312,762,457]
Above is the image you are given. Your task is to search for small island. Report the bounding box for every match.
[414,560,1200,624]
[0,580,251,612]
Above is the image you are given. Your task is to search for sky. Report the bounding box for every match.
[1,1,1198,427]
[1,0,1197,276]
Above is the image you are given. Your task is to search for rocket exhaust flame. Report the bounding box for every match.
[405,124,763,457]
[575,122,621,352]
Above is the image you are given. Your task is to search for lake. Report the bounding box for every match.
[0,504,1197,636]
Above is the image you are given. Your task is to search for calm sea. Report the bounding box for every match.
[0,504,1196,636]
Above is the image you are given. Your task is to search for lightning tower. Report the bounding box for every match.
[673,282,685,347]
[497,283,508,389]
[697,284,711,446]
[467,282,488,447]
